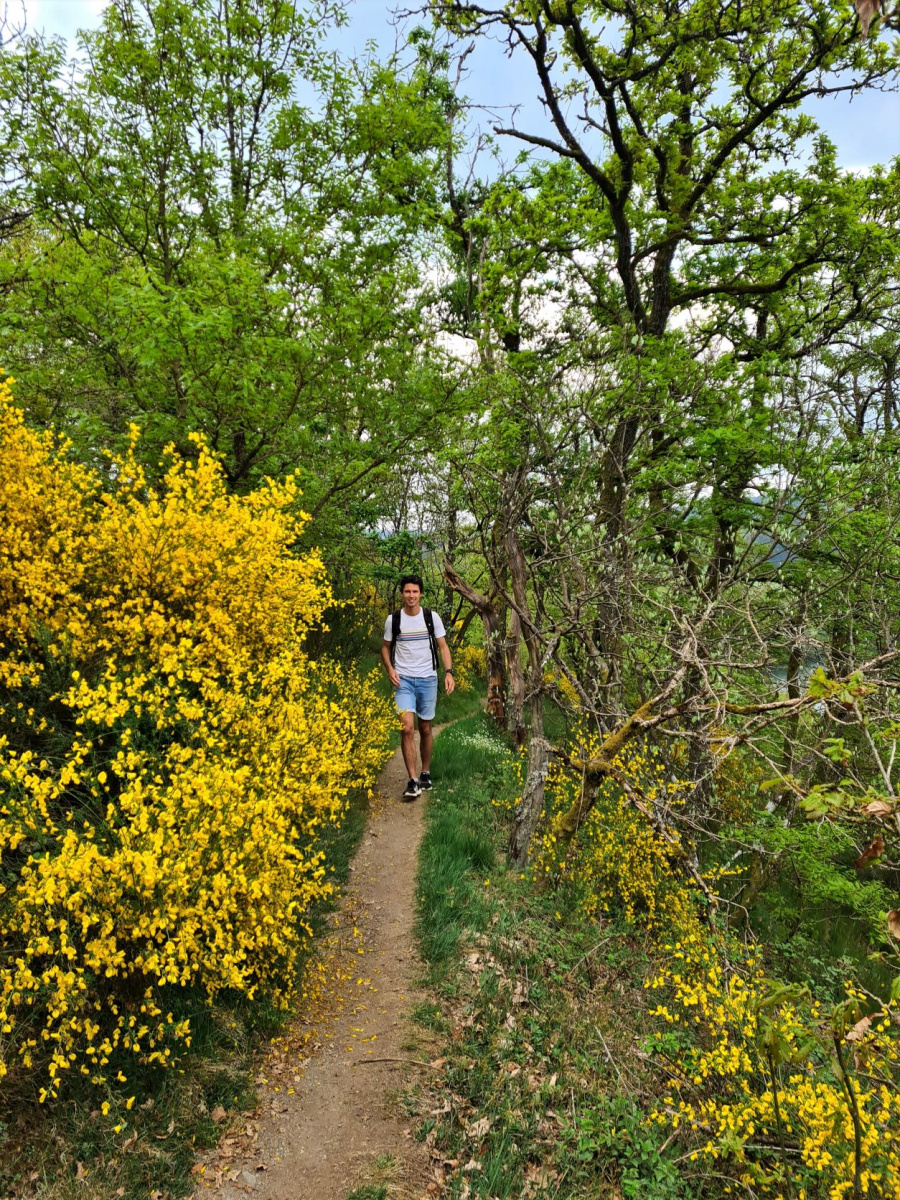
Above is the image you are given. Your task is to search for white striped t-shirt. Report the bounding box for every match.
[384,609,446,678]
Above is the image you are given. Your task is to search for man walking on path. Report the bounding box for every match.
[382,575,454,800]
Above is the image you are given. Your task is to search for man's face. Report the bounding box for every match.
[401,584,422,608]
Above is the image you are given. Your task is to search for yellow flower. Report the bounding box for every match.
[0,380,394,1098]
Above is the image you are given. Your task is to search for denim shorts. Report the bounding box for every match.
[394,674,438,721]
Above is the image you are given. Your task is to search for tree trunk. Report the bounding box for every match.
[504,521,548,865]
[594,414,639,710]
[778,619,805,811]
[443,501,458,622]
[507,606,527,748]
[442,561,506,726]
[508,704,550,867]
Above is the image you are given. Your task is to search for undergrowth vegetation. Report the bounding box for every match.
[413,713,900,1199]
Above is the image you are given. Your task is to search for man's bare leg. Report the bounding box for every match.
[400,711,419,780]
[419,718,433,774]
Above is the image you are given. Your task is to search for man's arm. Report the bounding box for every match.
[381,640,400,688]
[436,636,455,694]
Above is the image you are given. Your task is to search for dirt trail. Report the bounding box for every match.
[194,733,442,1200]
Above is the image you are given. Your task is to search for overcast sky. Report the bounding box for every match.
[24,0,900,171]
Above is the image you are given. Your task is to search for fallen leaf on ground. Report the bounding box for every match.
[854,835,884,869]
[864,800,894,818]
[466,1116,492,1140]
[522,1162,560,1196]
[846,1015,872,1042]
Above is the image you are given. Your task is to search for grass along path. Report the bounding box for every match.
[408,714,670,1200]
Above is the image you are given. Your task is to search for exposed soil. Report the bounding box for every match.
[192,732,442,1200]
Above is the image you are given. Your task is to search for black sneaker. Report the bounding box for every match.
[402,778,422,801]
[418,771,433,791]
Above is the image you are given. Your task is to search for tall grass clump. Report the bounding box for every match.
[416,716,506,965]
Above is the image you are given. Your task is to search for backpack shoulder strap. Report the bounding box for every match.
[390,608,401,665]
[422,608,438,671]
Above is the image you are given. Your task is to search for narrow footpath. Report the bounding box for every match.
[193,733,442,1200]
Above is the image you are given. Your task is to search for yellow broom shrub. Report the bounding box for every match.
[0,378,393,1098]
[647,935,900,1197]
[535,726,697,933]
[453,644,487,693]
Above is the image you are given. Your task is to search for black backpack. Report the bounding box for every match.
[390,607,439,671]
